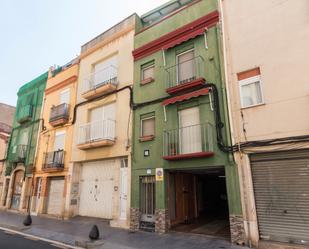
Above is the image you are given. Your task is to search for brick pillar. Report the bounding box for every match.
[130,207,140,231]
[155,209,169,234]
[230,215,246,246]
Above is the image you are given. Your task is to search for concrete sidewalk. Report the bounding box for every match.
[0,211,249,249]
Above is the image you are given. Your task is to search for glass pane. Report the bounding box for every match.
[142,66,154,80]
[90,106,103,122]
[177,50,195,84]
[241,81,263,107]
[60,90,70,104]
[93,56,118,86]
[142,118,155,136]
[103,103,116,121]
[178,107,202,154]
[54,133,65,150]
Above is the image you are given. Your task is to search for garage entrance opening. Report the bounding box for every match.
[168,167,230,239]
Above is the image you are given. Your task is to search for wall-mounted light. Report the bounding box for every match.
[144,149,150,157]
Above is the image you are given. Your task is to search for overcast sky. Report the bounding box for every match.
[0,0,168,106]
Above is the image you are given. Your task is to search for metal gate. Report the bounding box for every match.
[250,149,309,245]
[47,177,64,215]
[140,176,156,231]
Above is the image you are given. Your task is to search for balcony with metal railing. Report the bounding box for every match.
[17,105,33,123]
[10,144,28,163]
[49,103,69,127]
[43,150,65,172]
[165,56,206,95]
[81,65,118,99]
[163,122,214,160]
[77,119,116,149]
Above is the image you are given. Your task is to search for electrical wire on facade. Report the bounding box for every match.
[67,82,309,154]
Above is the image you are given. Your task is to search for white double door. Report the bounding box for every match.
[79,160,116,219]
[178,107,202,154]
[90,103,115,141]
[93,56,118,86]
[79,159,128,221]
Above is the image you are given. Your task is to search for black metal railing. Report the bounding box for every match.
[165,56,205,89]
[49,103,69,122]
[43,150,65,170]
[163,122,214,157]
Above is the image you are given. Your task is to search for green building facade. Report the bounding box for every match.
[4,72,47,211]
[131,0,245,244]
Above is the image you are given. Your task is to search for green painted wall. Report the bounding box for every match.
[132,0,242,216]
[6,72,48,176]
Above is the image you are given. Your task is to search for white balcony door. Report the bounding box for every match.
[54,131,65,151]
[178,107,202,154]
[90,103,115,141]
[93,56,118,87]
[60,89,70,104]
[50,131,65,164]
[177,50,195,84]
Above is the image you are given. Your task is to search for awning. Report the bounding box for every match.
[162,88,209,106]
[162,28,206,50]
[132,11,219,61]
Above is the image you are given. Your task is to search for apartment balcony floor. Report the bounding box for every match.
[77,139,115,150]
[81,81,117,100]
[163,151,214,161]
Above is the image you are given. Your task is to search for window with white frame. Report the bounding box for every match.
[142,64,154,81]
[177,49,195,84]
[141,116,155,137]
[239,74,263,108]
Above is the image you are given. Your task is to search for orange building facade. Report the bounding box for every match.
[31,59,79,218]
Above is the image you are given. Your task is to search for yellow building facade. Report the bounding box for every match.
[67,15,135,228]
[31,59,79,218]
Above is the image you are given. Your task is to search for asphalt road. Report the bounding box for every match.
[0,230,61,249]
